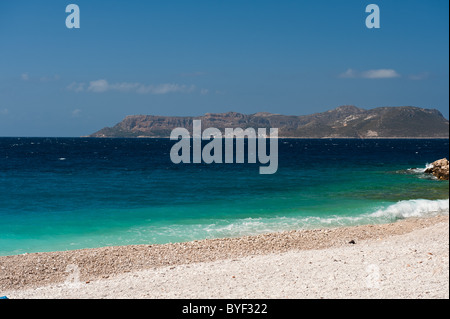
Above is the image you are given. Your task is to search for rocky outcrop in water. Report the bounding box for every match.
[425,158,449,180]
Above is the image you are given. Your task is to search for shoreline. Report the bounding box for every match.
[1,215,448,297]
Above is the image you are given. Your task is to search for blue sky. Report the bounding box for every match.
[0,0,448,136]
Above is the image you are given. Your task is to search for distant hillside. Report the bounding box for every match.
[89,106,449,138]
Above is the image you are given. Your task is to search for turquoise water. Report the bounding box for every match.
[0,138,448,256]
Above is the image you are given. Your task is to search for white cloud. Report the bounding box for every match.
[67,82,85,92]
[71,109,82,117]
[361,69,400,79]
[339,69,358,78]
[110,82,141,92]
[88,79,110,93]
[0,108,9,115]
[21,73,60,82]
[68,79,197,95]
[340,68,401,79]
[136,83,195,95]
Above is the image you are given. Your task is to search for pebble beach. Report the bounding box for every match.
[1,215,448,299]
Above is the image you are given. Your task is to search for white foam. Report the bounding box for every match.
[125,199,450,244]
[407,163,433,174]
[201,199,450,237]
[369,199,449,220]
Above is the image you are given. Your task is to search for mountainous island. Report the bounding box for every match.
[89,105,449,138]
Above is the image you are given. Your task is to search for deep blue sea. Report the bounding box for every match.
[0,138,448,256]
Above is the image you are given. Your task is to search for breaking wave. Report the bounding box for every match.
[368,198,449,220]
[129,199,449,242]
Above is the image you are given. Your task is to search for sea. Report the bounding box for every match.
[0,137,448,256]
